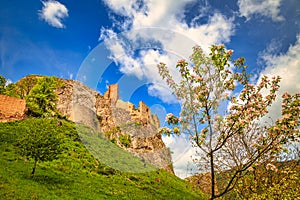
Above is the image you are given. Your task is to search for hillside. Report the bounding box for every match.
[0,75,174,173]
[0,118,207,199]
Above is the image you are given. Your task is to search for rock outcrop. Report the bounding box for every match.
[56,79,173,173]
[0,76,173,173]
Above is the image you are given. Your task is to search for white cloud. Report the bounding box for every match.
[39,0,69,28]
[100,0,235,103]
[162,135,198,178]
[238,0,284,21]
[5,79,13,86]
[258,34,300,120]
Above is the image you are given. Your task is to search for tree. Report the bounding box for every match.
[0,74,36,98]
[16,75,38,98]
[233,146,300,199]
[26,76,58,117]
[157,45,300,199]
[17,118,63,178]
[4,83,20,98]
[0,75,6,94]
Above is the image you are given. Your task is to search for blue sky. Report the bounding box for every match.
[1,0,299,178]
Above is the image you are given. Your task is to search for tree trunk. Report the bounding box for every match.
[210,153,215,200]
[30,159,37,178]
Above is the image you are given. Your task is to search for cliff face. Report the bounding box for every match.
[56,79,173,173]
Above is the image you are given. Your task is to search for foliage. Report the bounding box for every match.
[104,126,121,138]
[16,75,39,98]
[119,134,131,148]
[0,118,206,199]
[157,44,300,199]
[119,121,142,129]
[104,125,132,148]
[231,146,300,199]
[3,83,20,98]
[0,74,40,98]
[16,118,63,177]
[0,75,6,94]
[26,76,58,117]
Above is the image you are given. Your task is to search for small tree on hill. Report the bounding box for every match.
[26,76,58,117]
[157,45,300,199]
[17,118,63,178]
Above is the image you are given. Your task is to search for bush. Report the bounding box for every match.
[119,134,131,148]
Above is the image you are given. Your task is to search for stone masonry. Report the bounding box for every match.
[0,94,27,122]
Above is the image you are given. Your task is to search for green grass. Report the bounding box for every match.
[0,118,207,199]
[77,124,157,173]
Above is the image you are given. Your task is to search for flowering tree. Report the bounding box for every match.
[157,45,300,199]
[233,145,300,199]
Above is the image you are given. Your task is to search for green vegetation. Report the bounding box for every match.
[103,126,132,148]
[0,118,206,199]
[0,74,64,104]
[26,76,58,117]
[119,134,131,148]
[0,75,5,94]
[3,83,20,98]
[13,75,39,98]
[232,160,300,199]
[119,121,141,129]
[0,74,40,98]
[104,126,121,138]
[77,124,155,173]
[16,118,64,178]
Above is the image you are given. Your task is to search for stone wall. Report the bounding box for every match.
[104,84,119,106]
[0,94,27,122]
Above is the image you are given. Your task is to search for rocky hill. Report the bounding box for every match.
[0,76,173,173]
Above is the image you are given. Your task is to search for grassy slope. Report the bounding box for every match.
[0,118,207,199]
